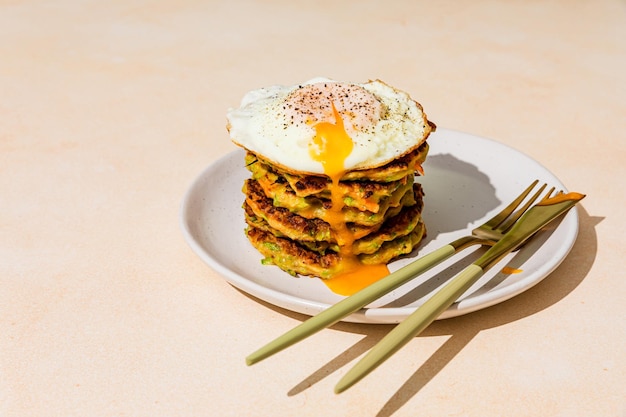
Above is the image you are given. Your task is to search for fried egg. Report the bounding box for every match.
[226,77,432,176]
[228,78,433,291]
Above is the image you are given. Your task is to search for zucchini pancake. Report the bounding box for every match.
[226,78,435,294]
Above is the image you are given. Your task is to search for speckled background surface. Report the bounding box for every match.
[1,1,624,416]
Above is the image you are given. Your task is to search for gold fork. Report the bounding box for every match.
[334,187,584,393]
[246,180,548,366]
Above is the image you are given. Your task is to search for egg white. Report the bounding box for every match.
[226,78,431,174]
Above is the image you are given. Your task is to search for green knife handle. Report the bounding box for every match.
[335,264,485,393]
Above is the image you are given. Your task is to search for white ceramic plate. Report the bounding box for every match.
[180,129,579,323]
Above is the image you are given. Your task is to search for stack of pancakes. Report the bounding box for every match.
[241,142,429,279]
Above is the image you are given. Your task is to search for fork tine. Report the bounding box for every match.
[541,187,557,202]
[486,179,540,229]
[497,182,548,232]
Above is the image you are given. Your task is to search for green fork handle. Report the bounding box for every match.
[246,243,465,366]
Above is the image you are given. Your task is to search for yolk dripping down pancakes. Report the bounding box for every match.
[226,78,435,294]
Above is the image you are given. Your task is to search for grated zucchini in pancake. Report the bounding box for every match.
[245,152,409,213]
[239,138,430,279]
[246,175,416,226]
[242,169,428,278]
[244,184,424,253]
[246,223,426,279]
[243,178,423,239]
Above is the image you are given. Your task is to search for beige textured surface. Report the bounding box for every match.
[1,1,625,416]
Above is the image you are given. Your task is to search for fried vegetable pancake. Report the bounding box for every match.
[244,179,423,240]
[244,187,424,255]
[245,152,408,213]
[340,142,429,182]
[245,222,426,279]
[249,174,416,224]
[244,141,428,192]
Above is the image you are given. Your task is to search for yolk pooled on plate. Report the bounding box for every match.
[308,102,389,295]
[501,266,523,274]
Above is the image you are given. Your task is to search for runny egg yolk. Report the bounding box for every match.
[309,103,389,296]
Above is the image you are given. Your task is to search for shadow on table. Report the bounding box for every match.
[244,205,600,415]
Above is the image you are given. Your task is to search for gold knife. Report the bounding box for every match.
[334,191,585,393]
